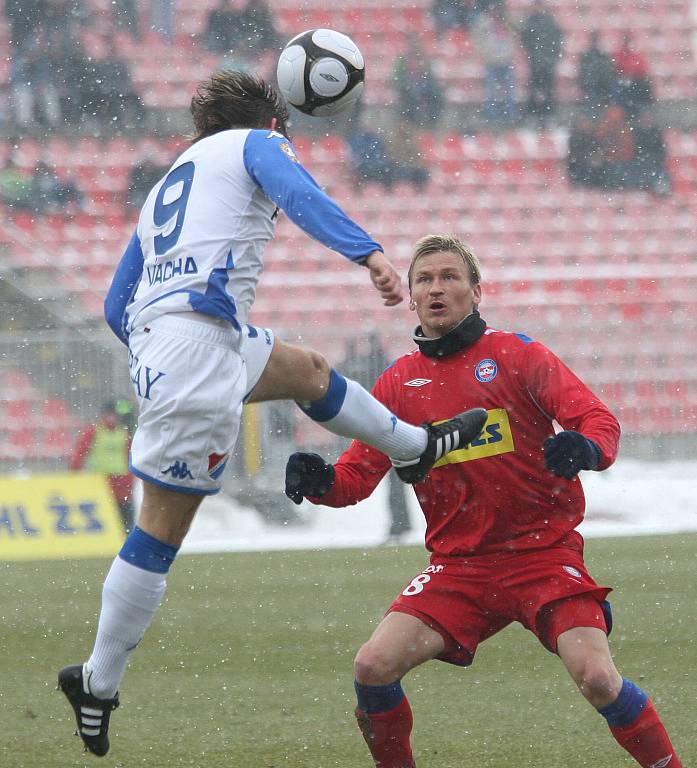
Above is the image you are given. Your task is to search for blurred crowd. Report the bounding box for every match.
[2,0,672,201]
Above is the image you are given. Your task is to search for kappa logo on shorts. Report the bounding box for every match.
[208,452,229,480]
[162,460,194,480]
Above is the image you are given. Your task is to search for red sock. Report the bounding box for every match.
[610,699,682,768]
[355,697,415,768]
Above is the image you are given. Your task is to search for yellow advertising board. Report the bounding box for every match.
[0,473,125,561]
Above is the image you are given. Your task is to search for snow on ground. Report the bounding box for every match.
[180,459,697,555]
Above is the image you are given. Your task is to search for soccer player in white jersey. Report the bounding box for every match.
[57,70,487,757]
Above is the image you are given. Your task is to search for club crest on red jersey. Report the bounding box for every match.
[475,358,498,383]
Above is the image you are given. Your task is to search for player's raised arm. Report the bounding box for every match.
[243,130,403,306]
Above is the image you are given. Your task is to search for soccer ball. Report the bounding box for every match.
[276,29,365,117]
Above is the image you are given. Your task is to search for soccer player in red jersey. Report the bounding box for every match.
[285,234,683,768]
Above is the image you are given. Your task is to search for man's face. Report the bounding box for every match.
[409,251,481,338]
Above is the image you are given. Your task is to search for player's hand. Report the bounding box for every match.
[543,430,600,480]
[285,452,336,504]
[366,251,404,307]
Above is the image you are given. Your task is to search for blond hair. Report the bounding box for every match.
[408,234,481,289]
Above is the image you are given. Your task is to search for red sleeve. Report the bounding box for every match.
[520,341,620,469]
[308,374,394,507]
[70,425,96,470]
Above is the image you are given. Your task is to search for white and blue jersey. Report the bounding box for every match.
[104,129,382,344]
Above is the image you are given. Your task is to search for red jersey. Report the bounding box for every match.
[314,327,620,557]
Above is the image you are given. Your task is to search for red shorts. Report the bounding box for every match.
[388,538,611,666]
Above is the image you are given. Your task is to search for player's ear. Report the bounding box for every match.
[270,117,278,130]
[409,298,416,311]
[473,283,482,305]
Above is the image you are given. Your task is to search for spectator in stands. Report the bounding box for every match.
[71,402,134,533]
[30,161,83,215]
[347,125,429,190]
[612,31,654,119]
[471,6,519,125]
[150,0,176,41]
[43,0,86,50]
[567,106,636,191]
[578,31,617,118]
[388,121,430,189]
[594,104,635,189]
[5,0,45,52]
[47,40,94,124]
[431,0,478,37]
[127,157,167,209]
[520,0,564,126]
[393,35,445,127]
[0,158,34,212]
[341,331,412,543]
[91,36,146,131]
[238,0,279,54]
[111,0,141,40]
[205,0,242,54]
[10,32,61,131]
[567,117,603,187]
[632,111,671,195]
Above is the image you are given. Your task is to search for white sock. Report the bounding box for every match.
[321,378,427,460]
[85,556,167,698]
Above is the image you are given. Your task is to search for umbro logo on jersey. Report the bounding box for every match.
[404,378,432,387]
[650,757,673,768]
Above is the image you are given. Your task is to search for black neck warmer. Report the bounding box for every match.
[413,311,487,358]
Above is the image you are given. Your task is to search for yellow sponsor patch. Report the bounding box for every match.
[433,408,514,466]
[0,473,125,561]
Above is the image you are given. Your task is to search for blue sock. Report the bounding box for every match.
[118,525,179,573]
[297,369,347,422]
[597,678,648,727]
[355,680,405,714]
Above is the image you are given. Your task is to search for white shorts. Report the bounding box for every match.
[128,314,247,495]
[240,324,275,402]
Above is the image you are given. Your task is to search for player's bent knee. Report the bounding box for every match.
[354,643,400,685]
[305,348,330,378]
[575,662,621,702]
[293,348,331,401]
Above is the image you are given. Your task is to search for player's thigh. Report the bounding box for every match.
[354,611,445,684]
[138,481,205,547]
[246,336,330,403]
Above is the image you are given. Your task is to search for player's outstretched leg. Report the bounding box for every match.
[246,340,487,481]
[391,407,488,484]
[58,664,119,757]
